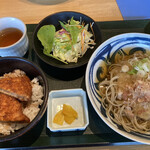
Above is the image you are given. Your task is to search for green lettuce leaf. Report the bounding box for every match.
[59,17,83,45]
[37,25,69,64]
[37,25,55,54]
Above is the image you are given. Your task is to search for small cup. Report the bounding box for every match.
[0,17,29,57]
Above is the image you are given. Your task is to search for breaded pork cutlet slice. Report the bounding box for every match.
[0,75,32,101]
[0,93,30,123]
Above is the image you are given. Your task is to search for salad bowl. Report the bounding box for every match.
[33,11,101,71]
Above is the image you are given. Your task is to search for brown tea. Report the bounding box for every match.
[0,28,23,47]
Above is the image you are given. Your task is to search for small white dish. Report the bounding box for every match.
[47,88,89,132]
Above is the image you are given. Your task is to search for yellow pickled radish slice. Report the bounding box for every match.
[62,104,78,119]
[53,110,64,125]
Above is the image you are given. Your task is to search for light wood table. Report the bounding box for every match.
[0,0,123,24]
[0,0,149,150]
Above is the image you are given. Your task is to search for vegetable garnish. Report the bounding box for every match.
[59,17,84,45]
[37,25,68,64]
[128,57,150,77]
[37,25,55,54]
[37,17,95,64]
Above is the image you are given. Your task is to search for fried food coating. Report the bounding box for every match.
[0,93,30,123]
[0,75,32,101]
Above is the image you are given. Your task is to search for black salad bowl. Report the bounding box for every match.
[33,11,102,70]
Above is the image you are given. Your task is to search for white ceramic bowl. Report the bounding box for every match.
[47,88,89,132]
[85,33,150,145]
[0,17,29,57]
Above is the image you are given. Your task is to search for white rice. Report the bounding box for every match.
[0,70,44,135]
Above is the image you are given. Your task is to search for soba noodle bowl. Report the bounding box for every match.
[99,51,150,134]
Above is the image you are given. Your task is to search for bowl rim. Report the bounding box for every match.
[32,11,101,69]
[0,56,49,142]
[85,32,150,145]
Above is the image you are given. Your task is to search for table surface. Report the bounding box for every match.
[0,0,150,149]
[0,0,123,23]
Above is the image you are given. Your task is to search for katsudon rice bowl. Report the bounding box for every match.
[0,57,48,142]
[0,69,43,135]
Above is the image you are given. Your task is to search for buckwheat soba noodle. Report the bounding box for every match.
[98,51,150,134]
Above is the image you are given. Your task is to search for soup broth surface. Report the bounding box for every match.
[0,28,23,47]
